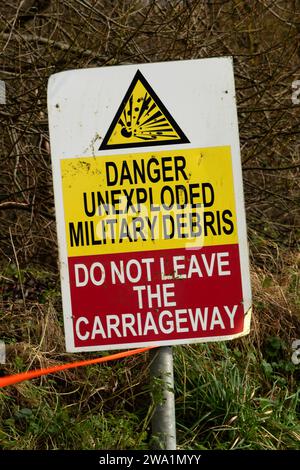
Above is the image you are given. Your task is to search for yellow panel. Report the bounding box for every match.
[61,146,238,257]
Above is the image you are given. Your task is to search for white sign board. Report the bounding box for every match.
[48,58,252,352]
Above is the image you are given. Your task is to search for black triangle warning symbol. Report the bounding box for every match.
[100,70,189,150]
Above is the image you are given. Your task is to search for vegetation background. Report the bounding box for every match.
[0,0,300,450]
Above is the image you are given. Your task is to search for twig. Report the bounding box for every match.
[0,32,107,60]
[0,201,31,210]
[9,226,26,309]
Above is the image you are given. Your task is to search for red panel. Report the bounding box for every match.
[68,245,244,347]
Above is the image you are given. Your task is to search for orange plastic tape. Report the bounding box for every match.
[0,347,154,388]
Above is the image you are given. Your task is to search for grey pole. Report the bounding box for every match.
[150,346,176,450]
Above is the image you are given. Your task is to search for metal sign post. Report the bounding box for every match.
[150,346,176,450]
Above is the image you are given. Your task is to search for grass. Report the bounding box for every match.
[0,250,300,450]
[174,343,300,449]
[0,339,299,450]
[0,323,300,450]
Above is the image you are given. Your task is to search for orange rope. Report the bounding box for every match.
[0,347,154,388]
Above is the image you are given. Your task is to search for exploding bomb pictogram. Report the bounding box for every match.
[100,70,189,150]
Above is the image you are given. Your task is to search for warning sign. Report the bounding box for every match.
[61,147,237,256]
[48,58,252,352]
[100,70,189,150]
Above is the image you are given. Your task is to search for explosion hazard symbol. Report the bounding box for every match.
[100,70,189,150]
